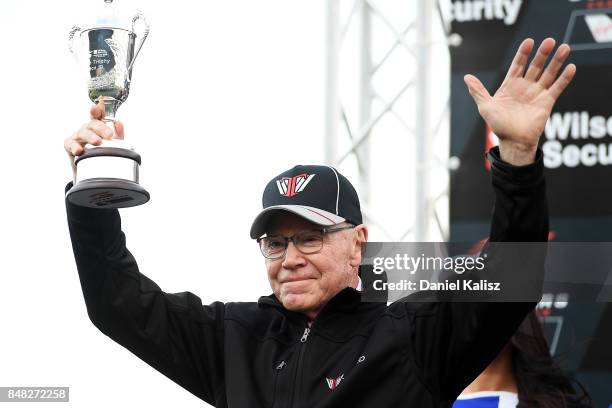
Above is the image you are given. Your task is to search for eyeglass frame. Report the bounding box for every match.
[256,225,356,260]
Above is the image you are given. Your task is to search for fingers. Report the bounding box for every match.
[548,63,577,100]
[524,38,555,81]
[64,136,79,156]
[80,126,104,144]
[64,128,102,157]
[67,99,126,159]
[504,38,535,81]
[115,120,125,139]
[66,140,85,156]
[90,99,105,120]
[90,98,123,138]
[464,74,492,106]
[75,126,103,146]
[86,119,115,140]
[539,43,571,89]
[64,119,111,157]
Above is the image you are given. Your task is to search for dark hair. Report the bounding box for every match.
[511,310,592,408]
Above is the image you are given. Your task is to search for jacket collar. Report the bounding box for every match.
[258,286,386,341]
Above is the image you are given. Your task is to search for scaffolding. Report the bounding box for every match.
[324,0,457,242]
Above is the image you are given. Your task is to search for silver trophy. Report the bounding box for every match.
[66,0,150,208]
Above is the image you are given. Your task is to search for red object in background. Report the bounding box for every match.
[537,307,552,317]
[485,124,499,171]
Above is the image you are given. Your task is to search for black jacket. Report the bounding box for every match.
[65,147,548,407]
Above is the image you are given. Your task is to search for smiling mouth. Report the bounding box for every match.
[281,278,315,284]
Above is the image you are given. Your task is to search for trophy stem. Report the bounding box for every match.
[99,97,121,138]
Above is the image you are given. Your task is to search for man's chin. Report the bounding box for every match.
[280,293,315,313]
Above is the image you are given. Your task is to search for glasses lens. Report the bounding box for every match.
[260,237,286,258]
[295,230,324,254]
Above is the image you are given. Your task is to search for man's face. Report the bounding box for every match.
[264,212,367,320]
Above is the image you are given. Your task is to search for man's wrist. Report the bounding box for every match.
[498,140,538,166]
[487,146,544,187]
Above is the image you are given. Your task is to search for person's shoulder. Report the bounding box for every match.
[224,301,260,316]
[224,301,293,341]
[224,301,281,325]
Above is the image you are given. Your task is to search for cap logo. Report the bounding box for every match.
[276,173,316,197]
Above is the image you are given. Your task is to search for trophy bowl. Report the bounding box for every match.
[66,0,150,209]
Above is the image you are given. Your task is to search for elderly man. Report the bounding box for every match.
[64,38,575,407]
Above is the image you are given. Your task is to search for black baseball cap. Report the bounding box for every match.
[250,165,363,239]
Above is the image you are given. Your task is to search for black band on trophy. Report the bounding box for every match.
[75,147,142,165]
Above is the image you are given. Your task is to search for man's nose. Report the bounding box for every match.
[282,240,307,269]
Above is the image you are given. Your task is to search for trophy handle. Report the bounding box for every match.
[127,12,150,72]
[68,25,82,62]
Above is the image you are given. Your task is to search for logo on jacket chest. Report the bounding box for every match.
[325,373,344,390]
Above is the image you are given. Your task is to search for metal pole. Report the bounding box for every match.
[415,0,434,241]
[324,0,340,165]
[357,0,372,209]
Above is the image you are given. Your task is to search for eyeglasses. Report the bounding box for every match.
[257,225,355,260]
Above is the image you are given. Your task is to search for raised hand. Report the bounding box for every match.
[64,99,125,158]
[64,99,125,182]
[464,38,576,165]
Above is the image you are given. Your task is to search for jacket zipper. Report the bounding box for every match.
[289,326,311,407]
[300,327,311,343]
[271,360,286,407]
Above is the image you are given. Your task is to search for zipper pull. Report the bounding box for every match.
[300,327,311,343]
[276,361,286,370]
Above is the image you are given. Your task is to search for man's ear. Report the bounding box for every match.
[349,225,368,268]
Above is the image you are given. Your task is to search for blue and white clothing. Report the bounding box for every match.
[453,391,518,408]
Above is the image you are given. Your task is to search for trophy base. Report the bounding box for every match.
[68,141,149,209]
[67,178,150,209]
